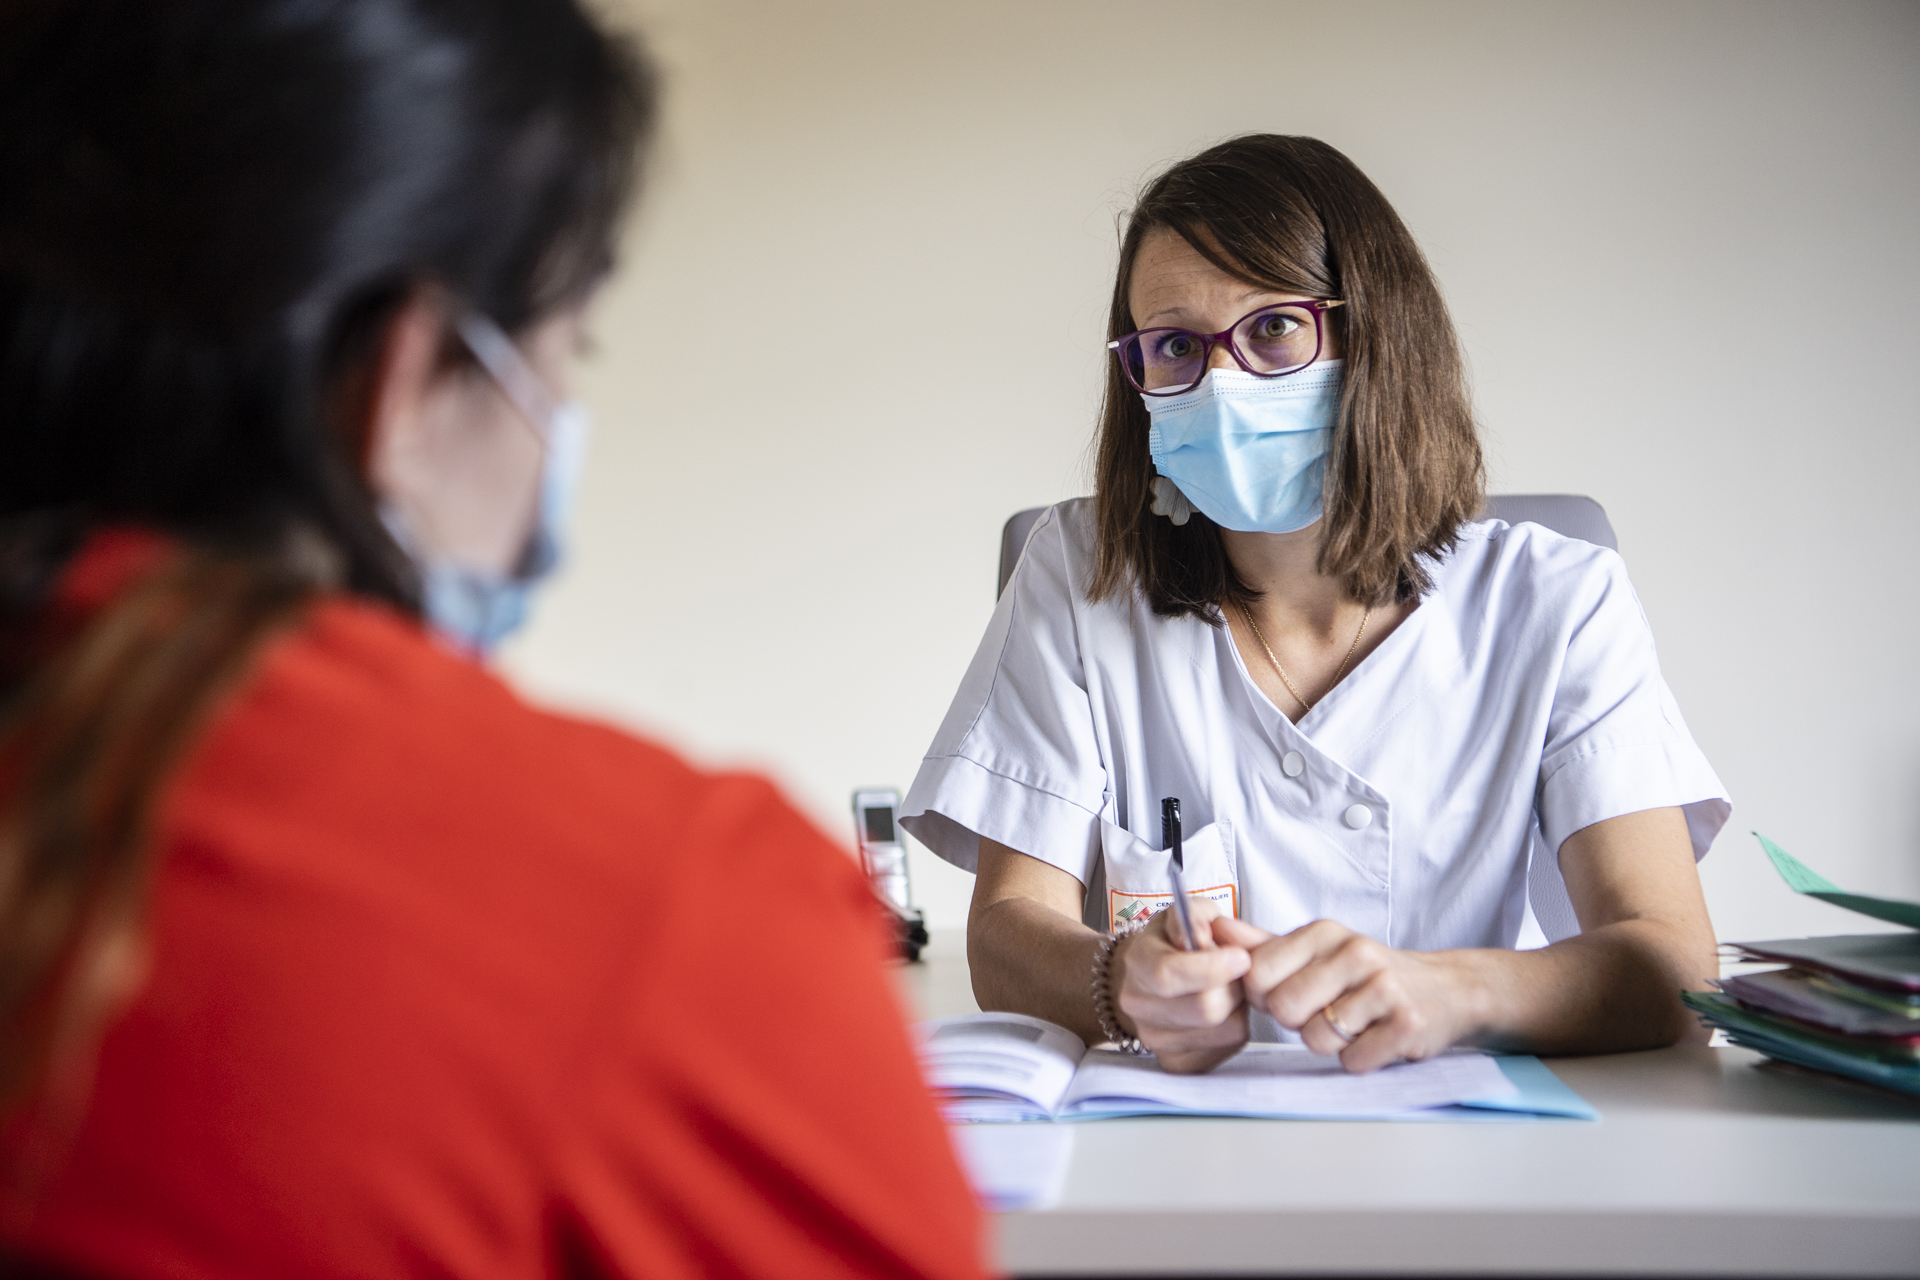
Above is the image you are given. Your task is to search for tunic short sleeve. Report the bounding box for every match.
[1534,545,1730,861]
[900,506,1108,881]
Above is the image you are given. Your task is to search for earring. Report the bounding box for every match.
[1150,476,1195,526]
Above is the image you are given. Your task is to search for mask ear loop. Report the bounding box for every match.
[450,309,587,584]
[454,311,562,446]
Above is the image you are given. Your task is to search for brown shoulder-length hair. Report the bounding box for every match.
[1090,135,1484,616]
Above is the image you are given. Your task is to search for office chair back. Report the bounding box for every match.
[997,494,1617,598]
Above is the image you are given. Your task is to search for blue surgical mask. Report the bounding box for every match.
[386,313,592,657]
[402,398,591,655]
[1145,361,1343,534]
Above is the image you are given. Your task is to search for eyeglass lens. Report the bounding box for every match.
[1119,304,1322,394]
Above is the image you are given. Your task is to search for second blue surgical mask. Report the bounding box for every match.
[1145,360,1343,534]
[388,312,592,656]
[407,397,591,654]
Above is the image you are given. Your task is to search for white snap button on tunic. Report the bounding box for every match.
[1281,751,1305,778]
[1343,803,1372,830]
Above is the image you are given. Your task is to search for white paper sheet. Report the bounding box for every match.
[1062,1044,1518,1118]
[948,1123,1075,1211]
[918,1014,1522,1123]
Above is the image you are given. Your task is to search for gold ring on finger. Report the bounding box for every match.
[1322,1003,1357,1044]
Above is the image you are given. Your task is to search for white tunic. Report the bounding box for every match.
[901,498,1729,961]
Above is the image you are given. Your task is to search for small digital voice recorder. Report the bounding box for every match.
[852,788,929,962]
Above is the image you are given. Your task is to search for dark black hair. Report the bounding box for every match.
[0,0,654,604]
[0,0,653,1110]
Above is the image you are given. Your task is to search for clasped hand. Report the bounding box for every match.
[1112,898,1479,1074]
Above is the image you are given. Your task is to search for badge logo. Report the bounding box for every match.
[1110,883,1237,933]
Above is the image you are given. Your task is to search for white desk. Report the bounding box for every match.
[896,930,1920,1277]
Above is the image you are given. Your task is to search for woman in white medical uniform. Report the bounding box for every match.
[900,135,1729,1075]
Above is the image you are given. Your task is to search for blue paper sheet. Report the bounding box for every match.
[1443,1054,1601,1120]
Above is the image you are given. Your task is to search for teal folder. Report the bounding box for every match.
[1753,834,1920,932]
[1685,991,1920,1097]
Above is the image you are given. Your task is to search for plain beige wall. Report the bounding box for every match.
[503,0,1920,941]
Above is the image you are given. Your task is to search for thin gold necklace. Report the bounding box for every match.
[1236,599,1372,713]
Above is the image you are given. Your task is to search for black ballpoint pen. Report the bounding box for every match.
[1162,796,1195,951]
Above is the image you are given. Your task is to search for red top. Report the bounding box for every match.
[1,535,986,1280]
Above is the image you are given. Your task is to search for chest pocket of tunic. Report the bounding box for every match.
[1098,819,1239,934]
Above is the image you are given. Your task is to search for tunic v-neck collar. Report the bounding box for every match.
[1217,572,1448,761]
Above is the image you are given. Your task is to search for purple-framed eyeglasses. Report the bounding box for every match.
[1108,299,1346,397]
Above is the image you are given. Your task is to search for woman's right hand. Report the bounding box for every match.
[1111,897,1252,1074]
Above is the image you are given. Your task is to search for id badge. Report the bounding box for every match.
[1099,818,1239,933]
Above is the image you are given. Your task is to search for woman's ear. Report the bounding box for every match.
[357,291,548,577]
[361,292,455,486]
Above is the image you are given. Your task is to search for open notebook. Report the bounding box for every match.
[916,1013,1596,1122]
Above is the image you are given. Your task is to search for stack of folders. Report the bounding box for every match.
[1683,834,1920,1097]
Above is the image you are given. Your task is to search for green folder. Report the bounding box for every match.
[1753,833,1920,930]
[1684,991,1920,1097]
[1690,835,1920,1096]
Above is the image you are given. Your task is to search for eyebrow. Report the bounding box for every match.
[1138,288,1307,328]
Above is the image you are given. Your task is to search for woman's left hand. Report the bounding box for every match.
[1211,916,1485,1073]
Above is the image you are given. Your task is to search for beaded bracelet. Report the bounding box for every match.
[1090,917,1151,1055]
